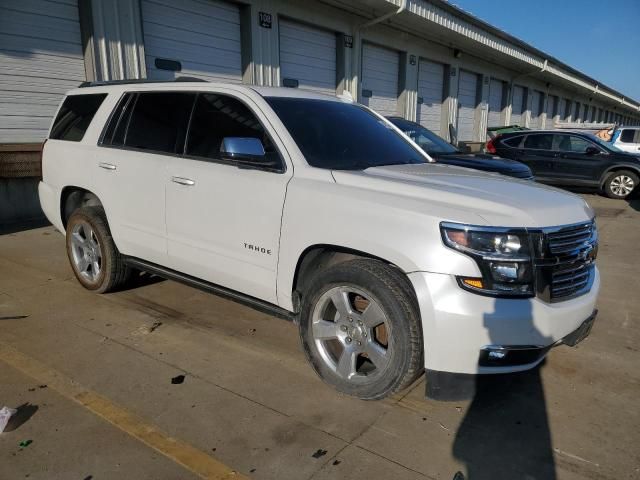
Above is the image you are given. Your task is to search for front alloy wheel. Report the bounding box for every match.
[312,286,391,382]
[300,259,423,400]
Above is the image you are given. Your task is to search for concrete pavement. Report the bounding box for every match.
[0,193,638,480]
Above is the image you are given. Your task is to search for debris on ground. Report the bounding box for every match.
[19,439,33,448]
[0,406,17,432]
[0,315,29,320]
[149,321,162,333]
[439,423,449,431]
[311,449,328,459]
[332,460,341,466]
[248,328,257,335]
[171,375,185,385]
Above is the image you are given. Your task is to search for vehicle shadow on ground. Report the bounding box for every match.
[0,218,50,236]
[452,299,556,479]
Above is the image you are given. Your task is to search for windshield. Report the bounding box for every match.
[387,118,458,154]
[265,98,427,170]
[586,134,624,153]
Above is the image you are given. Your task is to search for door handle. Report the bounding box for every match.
[98,162,116,171]
[171,176,195,186]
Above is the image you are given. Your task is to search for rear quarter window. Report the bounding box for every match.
[503,136,523,147]
[50,94,107,141]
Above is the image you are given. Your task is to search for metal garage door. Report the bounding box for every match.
[530,90,543,128]
[142,0,242,82]
[511,85,525,126]
[0,0,85,143]
[360,43,399,116]
[279,19,336,95]
[416,59,445,133]
[456,70,479,141]
[487,78,505,128]
[546,95,557,128]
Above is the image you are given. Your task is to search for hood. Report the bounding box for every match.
[331,163,593,227]
[433,153,532,177]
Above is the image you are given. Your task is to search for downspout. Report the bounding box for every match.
[350,0,407,98]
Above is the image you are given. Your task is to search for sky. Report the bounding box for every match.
[449,0,640,102]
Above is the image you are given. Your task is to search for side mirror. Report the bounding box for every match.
[585,146,601,155]
[220,137,279,169]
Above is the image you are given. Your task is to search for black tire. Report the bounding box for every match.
[66,206,130,293]
[603,170,638,199]
[299,259,423,400]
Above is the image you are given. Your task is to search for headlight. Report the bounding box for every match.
[441,222,534,297]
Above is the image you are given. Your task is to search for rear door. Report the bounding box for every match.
[164,91,291,303]
[554,134,609,185]
[519,133,556,179]
[94,91,196,265]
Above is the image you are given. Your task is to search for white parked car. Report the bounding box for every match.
[611,126,640,155]
[40,81,599,400]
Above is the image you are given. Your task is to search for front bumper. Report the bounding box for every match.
[408,268,600,375]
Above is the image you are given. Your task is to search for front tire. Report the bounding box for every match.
[299,259,423,400]
[66,206,130,293]
[603,170,638,199]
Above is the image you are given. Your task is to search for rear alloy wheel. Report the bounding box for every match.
[300,259,423,400]
[66,206,130,293]
[604,170,638,199]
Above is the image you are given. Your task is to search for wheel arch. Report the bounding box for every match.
[60,186,103,229]
[290,244,415,313]
[599,164,640,188]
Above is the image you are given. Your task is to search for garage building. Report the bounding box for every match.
[2,0,639,166]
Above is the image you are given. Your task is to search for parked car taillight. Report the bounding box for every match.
[485,136,498,154]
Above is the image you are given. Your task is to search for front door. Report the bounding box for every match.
[165,91,292,304]
[554,134,609,185]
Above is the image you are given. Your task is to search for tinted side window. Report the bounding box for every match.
[524,134,553,150]
[556,135,591,153]
[125,92,196,154]
[620,129,635,143]
[186,93,278,165]
[50,94,107,141]
[503,136,523,147]
[101,93,135,146]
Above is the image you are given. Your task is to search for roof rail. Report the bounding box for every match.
[78,77,208,88]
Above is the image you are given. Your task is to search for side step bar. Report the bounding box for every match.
[123,256,296,322]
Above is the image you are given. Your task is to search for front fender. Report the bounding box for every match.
[275,177,480,310]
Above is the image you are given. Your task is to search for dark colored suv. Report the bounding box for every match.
[489,130,640,199]
[388,117,533,180]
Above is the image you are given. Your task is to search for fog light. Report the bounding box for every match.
[490,262,519,281]
[488,350,506,359]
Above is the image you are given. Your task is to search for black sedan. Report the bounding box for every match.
[488,130,640,199]
[387,117,534,180]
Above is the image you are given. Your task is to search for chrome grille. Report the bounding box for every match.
[534,221,597,302]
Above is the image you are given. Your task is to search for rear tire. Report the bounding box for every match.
[66,206,130,293]
[603,170,638,199]
[299,259,423,400]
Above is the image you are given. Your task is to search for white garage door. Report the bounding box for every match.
[360,43,399,116]
[511,85,525,126]
[456,70,479,141]
[142,0,242,82]
[487,78,504,128]
[279,19,336,95]
[416,59,444,133]
[0,0,85,143]
[546,95,557,128]
[530,90,543,128]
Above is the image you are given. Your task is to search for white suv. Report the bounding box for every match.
[39,81,600,400]
[612,126,640,155]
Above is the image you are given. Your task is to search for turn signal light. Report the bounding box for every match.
[462,278,484,289]
[485,137,498,154]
